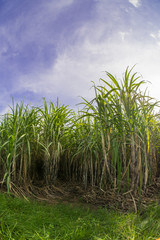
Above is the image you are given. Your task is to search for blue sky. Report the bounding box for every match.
[0,0,160,112]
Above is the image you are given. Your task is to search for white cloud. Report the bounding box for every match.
[150,30,160,46]
[17,49,101,101]
[119,31,131,41]
[0,0,75,56]
[150,33,156,39]
[51,0,74,9]
[128,0,141,8]
[1,0,160,113]
[15,29,160,107]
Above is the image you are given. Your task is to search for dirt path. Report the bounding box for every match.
[1,178,160,212]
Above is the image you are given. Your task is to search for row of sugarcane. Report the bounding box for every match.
[0,66,160,194]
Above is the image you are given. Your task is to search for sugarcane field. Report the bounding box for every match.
[0,66,160,208]
[1,67,160,239]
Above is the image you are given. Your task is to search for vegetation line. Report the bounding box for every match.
[0,66,159,200]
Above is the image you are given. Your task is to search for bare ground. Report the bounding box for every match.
[1,178,160,212]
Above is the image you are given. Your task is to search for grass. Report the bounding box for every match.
[0,193,160,239]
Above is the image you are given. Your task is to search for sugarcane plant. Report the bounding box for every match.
[80,66,160,192]
[0,101,40,191]
[38,98,73,184]
[0,66,159,195]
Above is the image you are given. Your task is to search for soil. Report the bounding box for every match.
[1,178,160,213]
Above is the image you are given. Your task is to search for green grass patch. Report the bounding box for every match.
[0,193,160,239]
